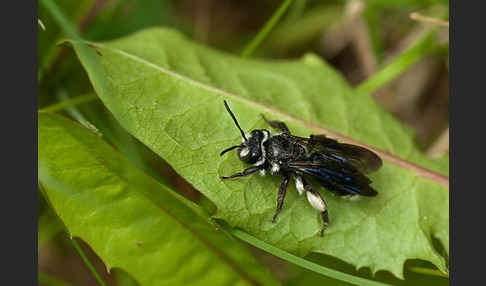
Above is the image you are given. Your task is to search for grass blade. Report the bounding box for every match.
[355,29,438,94]
[230,229,391,286]
[241,0,293,57]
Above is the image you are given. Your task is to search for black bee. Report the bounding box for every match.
[220,101,382,236]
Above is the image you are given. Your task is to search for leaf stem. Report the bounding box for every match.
[71,238,108,286]
[39,93,98,113]
[355,29,437,94]
[241,0,293,57]
[230,229,392,286]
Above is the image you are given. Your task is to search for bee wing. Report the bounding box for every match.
[291,134,382,174]
[287,158,378,196]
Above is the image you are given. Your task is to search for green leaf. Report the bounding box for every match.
[38,113,280,286]
[66,28,448,278]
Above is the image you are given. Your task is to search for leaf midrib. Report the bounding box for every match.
[81,40,448,187]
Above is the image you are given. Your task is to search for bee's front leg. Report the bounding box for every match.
[220,166,263,180]
[302,177,329,237]
[272,174,290,223]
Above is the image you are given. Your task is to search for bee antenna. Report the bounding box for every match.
[220,145,241,156]
[223,100,248,142]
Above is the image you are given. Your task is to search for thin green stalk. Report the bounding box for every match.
[71,238,107,286]
[355,29,438,94]
[230,229,391,286]
[40,93,97,113]
[241,0,293,57]
[38,272,72,286]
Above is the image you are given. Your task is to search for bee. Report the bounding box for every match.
[220,101,383,236]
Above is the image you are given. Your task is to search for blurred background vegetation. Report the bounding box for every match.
[38,0,449,285]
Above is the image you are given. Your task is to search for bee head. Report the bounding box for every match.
[220,101,269,165]
[237,129,269,164]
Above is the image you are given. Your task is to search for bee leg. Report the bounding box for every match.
[272,175,290,223]
[220,166,263,180]
[261,114,290,134]
[302,177,329,237]
[320,211,329,237]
